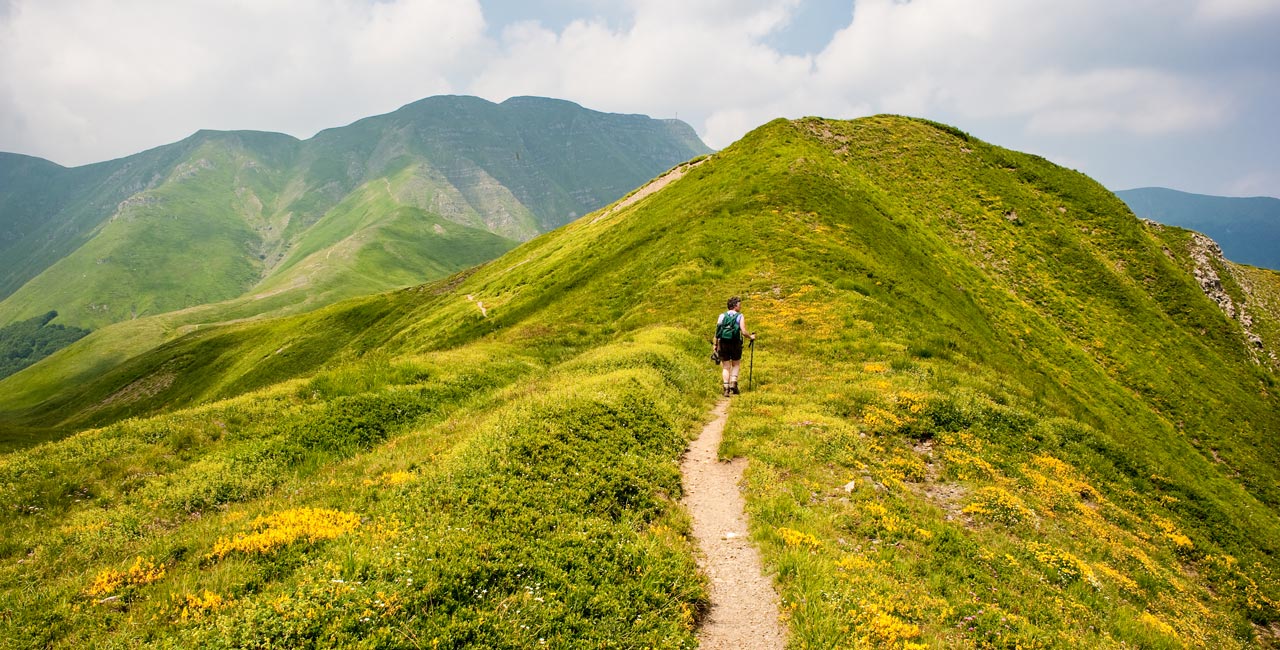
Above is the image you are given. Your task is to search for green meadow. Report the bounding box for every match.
[1,115,1278,648]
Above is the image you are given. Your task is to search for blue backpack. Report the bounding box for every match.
[716,312,741,340]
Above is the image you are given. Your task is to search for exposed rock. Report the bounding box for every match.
[1189,233,1275,366]
[172,158,214,182]
[1189,233,1236,320]
[116,194,161,212]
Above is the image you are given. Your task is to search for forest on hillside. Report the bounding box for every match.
[0,311,89,380]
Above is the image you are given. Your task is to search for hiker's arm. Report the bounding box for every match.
[740,314,756,340]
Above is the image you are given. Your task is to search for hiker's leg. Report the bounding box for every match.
[722,361,733,385]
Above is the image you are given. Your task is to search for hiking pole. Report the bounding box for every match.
[748,337,755,391]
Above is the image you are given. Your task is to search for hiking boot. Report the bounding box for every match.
[723,383,732,397]
[731,382,740,395]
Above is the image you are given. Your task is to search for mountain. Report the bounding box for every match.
[1117,187,1280,270]
[1,115,1277,648]
[0,96,712,332]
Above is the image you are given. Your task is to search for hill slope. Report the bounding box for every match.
[1117,187,1280,270]
[1,116,1278,648]
[0,96,711,331]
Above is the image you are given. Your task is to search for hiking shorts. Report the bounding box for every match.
[718,338,743,361]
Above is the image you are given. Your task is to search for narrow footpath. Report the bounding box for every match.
[681,398,787,649]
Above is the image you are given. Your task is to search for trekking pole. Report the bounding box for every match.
[748,338,755,391]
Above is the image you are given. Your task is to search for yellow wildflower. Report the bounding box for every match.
[207,507,360,560]
[85,556,166,598]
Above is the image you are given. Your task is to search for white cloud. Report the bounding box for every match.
[1194,0,1280,21]
[0,0,487,165]
[810,0,1237,136]
[0,0,1274,195]
[470,1,838,148]
[466,0,1250,149]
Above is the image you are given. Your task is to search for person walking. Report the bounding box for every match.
[712,296,755,397]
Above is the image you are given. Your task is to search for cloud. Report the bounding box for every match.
[0,0,1274,195]
[471,3,813,110]
[811,0,1241,135]
[0,0,487,165]
[1226,171,1280,197]
[465,0,1260,150]
[1194,0,1280,21]
[470,1,839,147]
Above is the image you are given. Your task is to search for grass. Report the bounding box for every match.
[0,97,713,446]
[0,328,715,648]
[0,114,1277,647]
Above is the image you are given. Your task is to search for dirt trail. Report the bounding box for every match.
[681,398,787,649]
[590,157,707,224]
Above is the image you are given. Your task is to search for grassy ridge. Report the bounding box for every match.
[0,329,714,648]
[1,115,1278,647]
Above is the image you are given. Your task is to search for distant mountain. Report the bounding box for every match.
[1116,187,1280,270]
[0,96,712,330]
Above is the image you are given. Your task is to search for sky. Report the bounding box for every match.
[1,0,1278,197]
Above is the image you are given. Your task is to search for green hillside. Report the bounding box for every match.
[1117,187,1280,270]
[0,96,711,332]
[0,144,214,302]
[2,116,1278,648]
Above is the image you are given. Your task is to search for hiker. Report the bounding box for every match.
[712,296,755,397]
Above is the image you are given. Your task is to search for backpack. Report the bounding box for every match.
[716,311,741,340]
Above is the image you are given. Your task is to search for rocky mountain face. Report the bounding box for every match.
[1147,221,1279,368]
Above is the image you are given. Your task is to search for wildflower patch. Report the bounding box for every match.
[1152,516,1195,554]
[962,486,1035,527]
[1028,542,1098,587]
[174,590,227,621]
[778,526,823,550]
[850,602,927,650]
[207,507,360,560]
[862,404,911,433]
[84,556,166,599]
[364,470,415,487]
